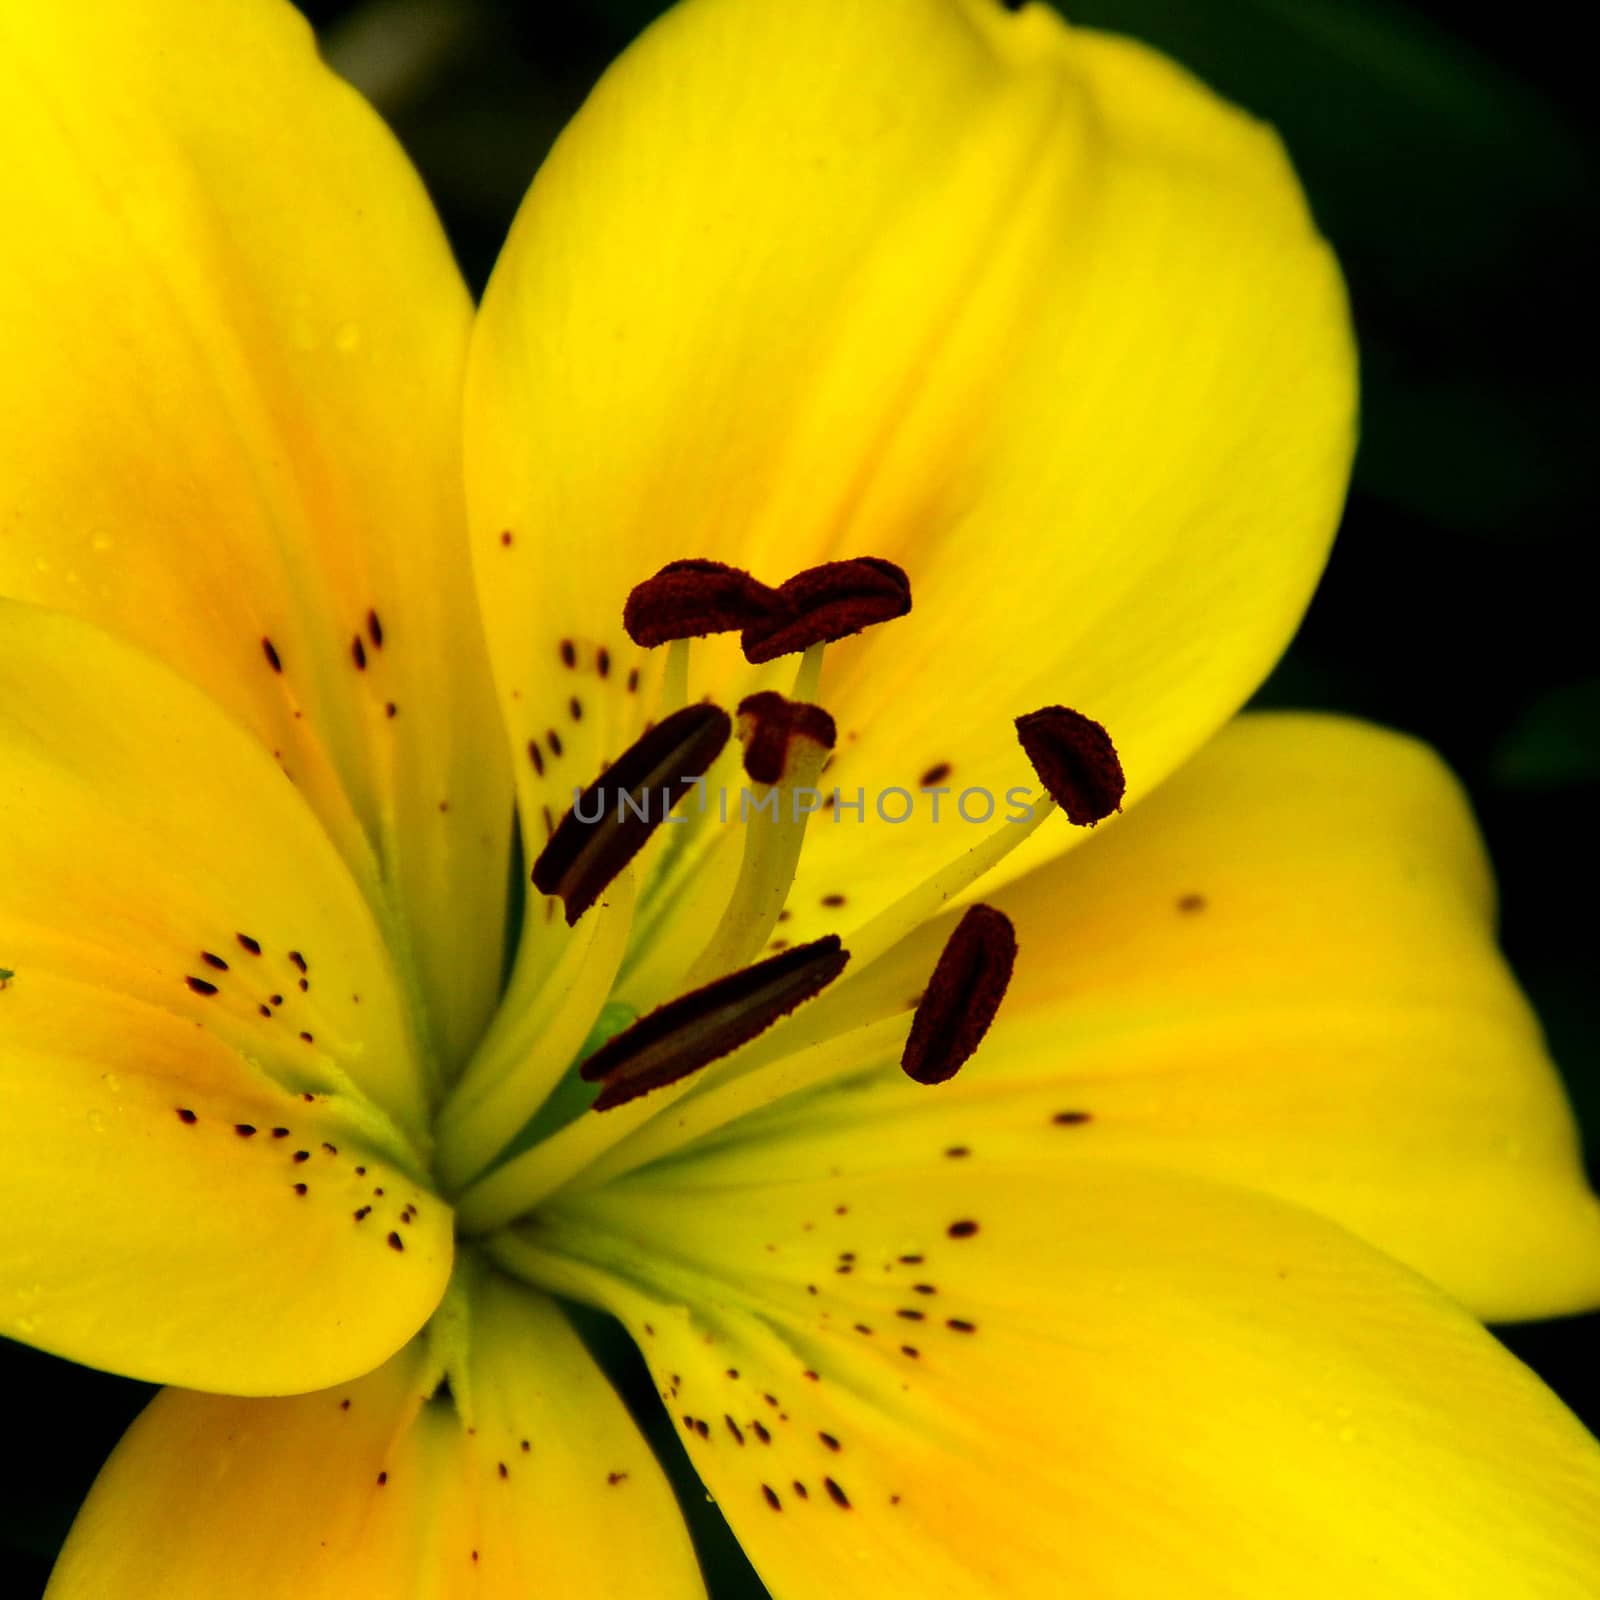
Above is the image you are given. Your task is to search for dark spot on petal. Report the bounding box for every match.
[569,696,583,721]
[386,702,398,718]
[293,1182,308,1196]
[947,1318,977,1333]
[185,976,218,997]
[498,1461,509,1479]
[560,640,577,669]
[388,1232,405,1251]
[901,1345,920,1358]
[1052,1110,1092,1126]
[1177,891,1207,913]
[793,1480,809,1499]
[271,1127,290,1139]
[547,729,564,758]
[597,648,612,678]
[352,634,367,671]
[626,668,640,694]
[725,1416,745,1445]
[818,1432,841,1452]
[176,1108,198,1124]
[823,1477,851,1509]
[236,933,262,955]
[821,893,846,908]
[607,1470,628,1485]
[367,610,384,649]
[262,637,283,673]
[899,1254,923,1265]
[527,740,545,776]
[947,1220,979,1239]
[500,530,514,547]
[919,761,952,786]
[234,1124,256,1138]
[294,1150,310,1163]
[200,950,229,971]
[763,1484,782,1511]
[944,1146,970,1159]
[376,1472,387,1486]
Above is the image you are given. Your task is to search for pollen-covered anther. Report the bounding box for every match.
[582,935,850,1111]
[736,691,837,786]
[531,703,731,925]
[1014,705,1125,826]
[741,557,911,663]
[623,558,782,647]
[902,904,1018,1085]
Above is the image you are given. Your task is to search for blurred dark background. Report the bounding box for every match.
[4,1,1594,1592]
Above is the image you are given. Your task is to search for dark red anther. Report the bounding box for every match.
[736,692,837,786]
[583,936,850,1110]
[741,557,911,663]
[623,559,782,648]
[531,703,730,925]
[901,905,1017,1085]
[1014,706,1124,826]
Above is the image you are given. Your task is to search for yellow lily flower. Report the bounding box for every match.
[3,0,1598,1594]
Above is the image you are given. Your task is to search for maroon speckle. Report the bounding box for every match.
[823,1477,851,1509]
[919,761,952,787]
[293,1182,308,1196]
[559,640,577,669]
[818,1432,841,1452]
[298,978,309,992]
[367,610,384,649]
[569,695,583,722]
[901,1345,920,1359]
[527,740,545,776]
[376,1472,387,1486]
[597,648,612,678]
[234,1124,256,1138]
[387,1231,404,1251]
[607,1470,628,1486]
[498,1461,509,1479]
[947,1220,979,1239]
[793,1480,809,1499]
[1177,891,1207,913]
[354,1207,371,1221]
[626,668,640,694]
[352,635,367,670]
[185,976,218,997]
[271,1127,290,1139]
[299,1031,314,1044]
[547,729,564,758]
[258,1004,272,1018]
[293,1150,310,1163]
[236,933,262,955]
[176,1108,198,1124]
[1053,1110,1092,1126]
[288,951,307,974]
[201,950,229,971]
[725,1416,745,1445]
[262,637,282,673]
[947,1318,977,1333]
[500,530,514,547]
[385,702,398,718]
[340,1398,351,1411]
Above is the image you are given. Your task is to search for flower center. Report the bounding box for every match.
[430,556,1123,1236]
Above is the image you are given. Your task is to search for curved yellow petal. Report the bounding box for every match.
[466,0,1355,935]
[522,1161,1600,1599]
[0,0,510,1075]
[47,1268,704,1599]
[663,714,1600,1322]
[0,603,450,1392]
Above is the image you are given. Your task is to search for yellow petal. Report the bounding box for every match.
[465,0,1355,936]
[519,1161,1600,1599]
[666,714,1600,1323]
[0,603,450,1392]
[47,1267,704,1599]
[0,0,510,1074]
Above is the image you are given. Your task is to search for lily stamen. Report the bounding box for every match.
[901,904,1018,1085]
[583,935,850,1111]
[843,704,1124,971]
[740,556,912,664]
[531,702,730,924]
[680,692,836,986]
